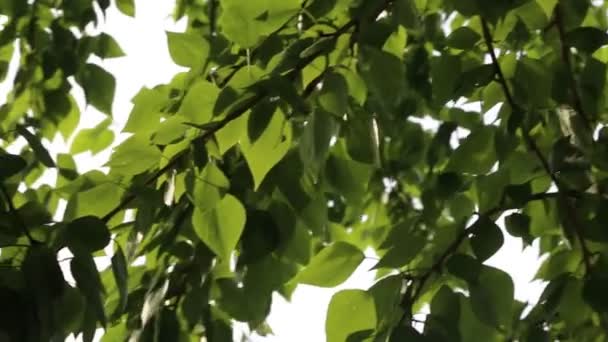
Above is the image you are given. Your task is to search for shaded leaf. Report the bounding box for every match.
[77,63,116,115]
[65,216,111,253]
[16,126,55,167]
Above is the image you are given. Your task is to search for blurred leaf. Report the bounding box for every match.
[470,218,504,262]
[293,241,364,287]
[219,0,300,48]
[110,244,128,318]
[326,290,376,342]
[16,126,55,167]
[92,33,125,59]
[566,27,608,54]
[447,126,496,175]
[166,31,209,68]
[71,119,115,155]
[71,253,107,327]
[446,27,481,49]
[0,153,27,180]
[469,265,514,329]
[77,63,116,115]
[106,136,161,175]
[116,0,135,16]
[65,216,111,253]
[359,46,406,109]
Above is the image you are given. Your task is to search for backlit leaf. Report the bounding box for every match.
[326,290,376,342]
[192,194,246,259]
[293,241,364,287]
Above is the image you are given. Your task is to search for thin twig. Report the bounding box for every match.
[398,191,571,323]
[481,18,593,273]
[102,1,392,224]
[0,185,36,244]
[553,5,592,130]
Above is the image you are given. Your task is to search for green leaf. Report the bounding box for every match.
[469,265,514,329]
[566,27,608,54]
[241,108,292,190]
[77,63,116,115]
[318,71,349,116]
[373,233,425,269]
[65,216,111,253]
[504,213,533,243]
[293,241,364,287]
[16,126,55,167]
[344,113,379,164]
[326,289,377,342]
[219,0,300,48]
[71,253,107,327]
[192,194,246,259]
[325,155,373,204]
[446,126,496,175]
[116,0,135,16]
[123,87,167,133]
[582,273,608,314]
[339,68,367,106]
[71,119,115,155]
[368,275,403,332]
[166,31,209,68]
[64,182,126,220]
[110,244,128,317]
[0,153,27,180]
[93,33,125,59]
[446,27,481,50]
[359,47,406,109]
[389,325,426,342]
[299,109,338,175]
[177,79,219,124]
[152,115,188,144]
[513,57,552,107]
[458,293,502,342]
[470,218,504,262]
[447,253,482,284]
[17,201,53,227]
[106,136,161,175]
[22,246,65,301]
[535,0,557,18]
[58,95,81,140]
[53,286,86,335]
[431,54,462,104]
[187,162,229,212]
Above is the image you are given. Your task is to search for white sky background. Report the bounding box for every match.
[0,1,548,341]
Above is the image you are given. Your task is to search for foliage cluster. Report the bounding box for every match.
[2,0,608,341]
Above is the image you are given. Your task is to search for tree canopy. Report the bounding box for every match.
[1,0,608,341]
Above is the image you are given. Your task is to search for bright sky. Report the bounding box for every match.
[1,1,547,341]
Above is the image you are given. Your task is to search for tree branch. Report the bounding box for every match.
[481,19,593,273]
[398,191,573,323]
[102,1,393,224]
